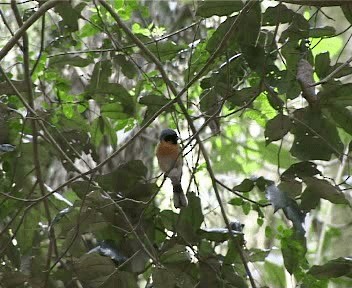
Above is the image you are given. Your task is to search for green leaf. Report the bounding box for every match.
[55,2,81,32]
[49,55,93,68]
[280,14,309,41]
[280,230,307,274]
[319,82,352,106]
[309,26,336,38]
[233,178,255,192]
[75,253,137,288]
[290,108,343,161]
[196,0,243,17]
[160,244,191,264]
[159,210,178,231]
[281,161,322,180]
[265,114,291,144]
[278,180,302,198]
[263,4,295,25]
[239,1,261,47]
[247,248,271,262]
[96,160,148,194]
[227,87,259,108]
[324,104,352,135]
[113,54,137,79]
[301,177,349,212]
[206,16,238,53]
[90,116,104,148]
[87,60,112,91]
[139,94,174,124]
[15,208,40,254]
[101,102,128,119]
[308,257,352,279]
[315,52,330,79]
[147,41,187,61]
[152,268,177,288]
[177,192,204,244]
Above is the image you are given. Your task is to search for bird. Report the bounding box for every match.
[156,128,188,208]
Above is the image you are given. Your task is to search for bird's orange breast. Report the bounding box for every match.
[156,141,182,172]
[156,141,180,159]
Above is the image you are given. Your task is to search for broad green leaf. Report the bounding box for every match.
[74,253,115,286]
[87,60,112,91]
[281,161,322,180]
[290,108,343,161]
[233,179,255,192]
[263,4,295,25]
[315,52,330,79]
[247,248,271,262]
[159,209,178,231]
[113,54,137,79]
[265,114,291,144]
[239,1,261,47]
[90,116,104,148]
[152,268,177,288]
[320,82,352,107]
[177,192,204,244]
[206,16,238,53]
[196,0,243,17]
[101,102,127,119]
[49,55,93,68]
[309,26,335,38]
[227,87,259,108]
[280,14,309,41]
[221,264,248,288]
[301,177,349,212]
[96,160,152,198]
[308,257,352,279]
[55,2,81,32]
[139,94,174,124]
[147,41,187,61]
[160,244,191,264]
[323,104,352,135]
[14,207,40,254]
[278,180,302,198]
[280,230,307,274]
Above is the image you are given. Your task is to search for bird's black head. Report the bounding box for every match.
[160,128,178,144]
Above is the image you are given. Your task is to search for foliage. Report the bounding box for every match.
[0,1,352,287]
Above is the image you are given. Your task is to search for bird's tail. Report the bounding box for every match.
[173,184,188,208]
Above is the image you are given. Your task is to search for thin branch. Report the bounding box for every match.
[31,13,46,75]
[11,1,56,283]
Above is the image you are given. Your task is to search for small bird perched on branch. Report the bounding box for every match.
[156,128,188,208]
